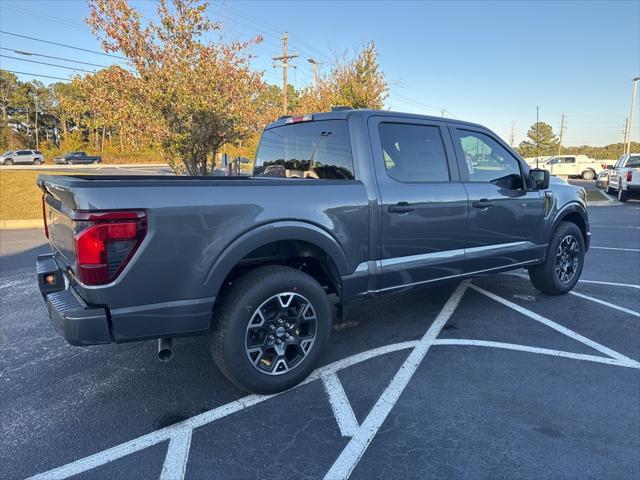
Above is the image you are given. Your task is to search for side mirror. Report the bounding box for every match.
[607,165,614,170]
[529,168,550,190]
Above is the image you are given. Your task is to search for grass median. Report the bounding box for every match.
[0,170,66,220]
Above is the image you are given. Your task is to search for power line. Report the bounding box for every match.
[0,31,127,60]
[0,47,110,68]
[1,4,93,32]
[0,54,95,73]
[3,70,70,81]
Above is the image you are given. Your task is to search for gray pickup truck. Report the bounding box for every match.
[36,109,590,393]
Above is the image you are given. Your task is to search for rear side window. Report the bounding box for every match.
[626,155,640,168]
[378,123,449,182]
[254,120,354,180]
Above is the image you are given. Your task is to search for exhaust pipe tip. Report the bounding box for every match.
[158,337,173,362]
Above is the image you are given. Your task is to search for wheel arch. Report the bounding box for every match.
[549,203,589,250]
[204,221,350,302]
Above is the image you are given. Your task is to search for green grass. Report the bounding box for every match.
[0,170,67,220]
[585,189,608,202]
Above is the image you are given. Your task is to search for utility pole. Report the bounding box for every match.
[509,121,515,147]
[33,93,39,149]
[623,118,628,146]
[558,113,564,155]
[624,77,639,155]
[307,58,321,89]
[441,109,445,118]
[273,32,298,115]
[536,106,540,168]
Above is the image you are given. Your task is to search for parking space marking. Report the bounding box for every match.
[160,428,192,480]
[324,282,468,480]
[433,339,640,369]
[322,373,360,437]
[578,279,640,289]
[569,291,639,316]
[590,246,640,252]
[27,341,419,480]
[469,285,640,368]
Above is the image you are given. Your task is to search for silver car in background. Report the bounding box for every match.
[0,150,45,165]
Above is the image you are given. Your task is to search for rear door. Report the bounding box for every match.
[450,126,546,271]
[368,116,470,291]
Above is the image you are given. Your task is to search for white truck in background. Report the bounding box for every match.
[533,155,604,180]
[606,153,640,202]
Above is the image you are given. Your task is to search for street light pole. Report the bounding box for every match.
[625,77,639,155]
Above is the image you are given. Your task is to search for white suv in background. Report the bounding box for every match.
[607,153,640,202]
[0,150,45,165]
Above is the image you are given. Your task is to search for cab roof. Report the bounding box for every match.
[265,108,486,130]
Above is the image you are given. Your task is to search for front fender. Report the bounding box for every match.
[203,220,350,295]
[546,200,590,250]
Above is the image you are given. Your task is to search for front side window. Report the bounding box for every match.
[378,123,449,182]
[17,150,30,155]
[254,120,354,180]
[457,130,523,189]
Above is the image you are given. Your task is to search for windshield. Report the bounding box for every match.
[2,151,14,155]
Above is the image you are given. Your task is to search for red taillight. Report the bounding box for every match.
[73,210,146,285]
[627,170,633,182]
[42,195,49,239]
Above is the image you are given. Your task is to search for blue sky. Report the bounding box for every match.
[1,0,638,146]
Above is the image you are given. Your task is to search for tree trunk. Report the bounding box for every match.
[101,127,106,153]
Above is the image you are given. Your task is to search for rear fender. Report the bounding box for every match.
[203,221,350,296]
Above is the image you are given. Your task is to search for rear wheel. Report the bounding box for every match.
[581,170,595,180]
[528,222,584,295]
[618,182,629,202]
[32,159,42,165]
[209,265,332,394]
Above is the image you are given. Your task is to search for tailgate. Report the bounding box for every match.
[39,177,77,269]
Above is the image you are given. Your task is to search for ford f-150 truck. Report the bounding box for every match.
[606,153,640,202]
[36,109,590,394]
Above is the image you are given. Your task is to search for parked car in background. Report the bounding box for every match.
[36,108,590,394]
[606,153,640,202]
[0,149,45,165]
[596,169,611,189]
[53,151,102,165]
[538,155,602,180]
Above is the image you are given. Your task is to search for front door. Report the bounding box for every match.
[450,127,546,271]
[369,116,470,292]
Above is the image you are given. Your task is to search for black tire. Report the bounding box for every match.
[32,159,42,165]
[581,170,595,180]
[209,265,332,394]
[528,221,585,295]
[606,184,614,194]
[618,182,629,202]
[4,159,13,165]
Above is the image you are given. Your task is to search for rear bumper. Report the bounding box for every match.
[625,184,640,193]
[37,254,111,346]
[36,253,214,346]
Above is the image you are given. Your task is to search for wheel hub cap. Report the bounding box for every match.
[555,235,580,283]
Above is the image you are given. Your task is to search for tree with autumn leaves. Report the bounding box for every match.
[2,0,390,173]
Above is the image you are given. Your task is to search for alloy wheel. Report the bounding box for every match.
[555,234,580,283]
[245,292,317,375]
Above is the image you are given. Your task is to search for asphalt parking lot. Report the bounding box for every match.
[1,199,638,479]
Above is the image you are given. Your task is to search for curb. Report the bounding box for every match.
[0,219,42,229]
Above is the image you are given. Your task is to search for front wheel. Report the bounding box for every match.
[3,159,13,166]
[528,222,585,295]
[209,265,332,394]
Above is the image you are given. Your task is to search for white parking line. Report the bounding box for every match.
[569,291,639,317]
[578,279,640,289]
[590,246,640,252]
[27,341,419,480]
[160,428,192,480]
[433,339,640,369]
[469,284,640,367]
[322,373,360,437]
[323,282,468,480]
